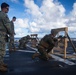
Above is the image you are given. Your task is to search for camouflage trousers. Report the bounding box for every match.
[0,32,6,64]
[38,45,49,60]
[9,35,15,50]
[19,41,26,49]
[37,45,54,60]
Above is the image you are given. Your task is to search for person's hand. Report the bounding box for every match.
[14,33,16,35]
[53,38,58,46]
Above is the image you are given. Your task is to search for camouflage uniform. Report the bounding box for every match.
[36,34,57,60]
[0,11,12,66]
[19,37,26,49]
[9,21,16,51]
[19,35,30,49]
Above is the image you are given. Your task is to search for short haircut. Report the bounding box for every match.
[1,2,9,9]
[13,16,16,19]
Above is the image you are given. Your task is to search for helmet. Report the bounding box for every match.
[26,35,30,39]
[51,30,58,36]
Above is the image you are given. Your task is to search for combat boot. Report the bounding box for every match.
[47,54,54,59]
[32,53,39,59]
[0,65,8,72]
[39,55,49,61]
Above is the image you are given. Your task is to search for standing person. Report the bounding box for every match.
[0,2,12,72]
[9,16,16,52]
[32,30,58,61]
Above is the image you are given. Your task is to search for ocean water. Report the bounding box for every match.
[6,38,20,50]
[14,38,20,41]
[6,38,76,51]
[14,37,76,41]
[71,38,76,41]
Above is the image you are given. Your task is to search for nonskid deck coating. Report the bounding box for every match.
[0,46,76,75]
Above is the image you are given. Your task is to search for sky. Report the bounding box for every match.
[0,0,76,38]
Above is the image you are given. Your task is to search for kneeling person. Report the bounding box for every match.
[32,31,58,61]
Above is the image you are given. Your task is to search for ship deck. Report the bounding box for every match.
[0,42,76,75]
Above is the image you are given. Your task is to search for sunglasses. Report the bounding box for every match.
[5,7,9,10]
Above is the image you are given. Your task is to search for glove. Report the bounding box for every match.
[53,38,58,42]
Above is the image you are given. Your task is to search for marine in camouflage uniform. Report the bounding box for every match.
[0,2,12,72]
[19,35,30,49]
[32,30,58,61]
[9,17,16,51]
[19,37,26,49]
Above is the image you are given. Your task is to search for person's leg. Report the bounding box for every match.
[0,34,8,72]
[9,36,13,51]
[9,35,16,51]
[12,35,16,51]
[47,46,54,53]
[38,45,49,60]
[32,53,40,59]
[46,46,55,59]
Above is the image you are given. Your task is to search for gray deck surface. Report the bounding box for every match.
[0,41,76,75]
[0,49,76,75]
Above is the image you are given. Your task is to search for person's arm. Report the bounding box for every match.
[47,37,55,46]
[10,21,16,35]
[2,13,12,35]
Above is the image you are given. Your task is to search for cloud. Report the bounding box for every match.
[15,18,29,28]
[15,28,26,37]
[24,0,42,17]
[15,0,76,38]
[14,18,29,37]
[24,0,66,32]
[65,2,76,33]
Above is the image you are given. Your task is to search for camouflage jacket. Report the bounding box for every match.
[0,11,12,35]
[39,34,56,48]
